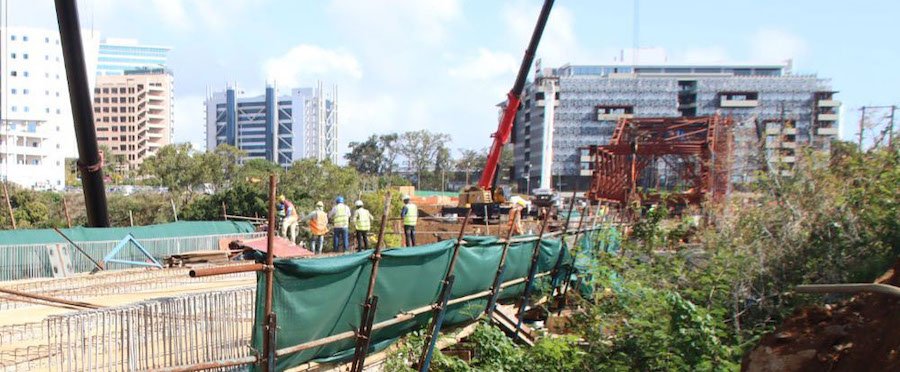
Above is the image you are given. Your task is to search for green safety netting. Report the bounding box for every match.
[571,226,622,298]
[0,221,255,245]
[251,235,570,371]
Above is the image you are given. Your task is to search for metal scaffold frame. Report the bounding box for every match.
[585,115,734,207]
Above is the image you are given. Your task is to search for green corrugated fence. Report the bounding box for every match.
[0,221,260,281]
[252,235,571,371]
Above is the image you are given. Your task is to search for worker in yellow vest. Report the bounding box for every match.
[302,201,329,254]
[401,194,417,247]
[352,200,373,251]
[329,196,352,253]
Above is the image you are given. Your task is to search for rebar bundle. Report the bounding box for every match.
[45,287,255,372]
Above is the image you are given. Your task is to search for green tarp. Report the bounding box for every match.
[252,235,570,371]
[0,221,255,246]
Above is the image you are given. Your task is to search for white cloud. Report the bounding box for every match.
[173,94,207,150]
[263,44,363,87]
[750,28,809,64]
[448,48,518,80]
[502,2,584,66]
[328,0,461,46]
[151,0,192,30]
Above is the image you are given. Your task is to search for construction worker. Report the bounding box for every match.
[508,196,528,235]
[400,194,417,247]
[302,201,329,254]
[278,195,299,244]
[329,196,352,253]
[352,200,373,251]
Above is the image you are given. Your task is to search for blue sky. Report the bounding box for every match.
[8,0,900,152]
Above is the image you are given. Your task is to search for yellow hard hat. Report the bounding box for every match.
[278,195,286,202]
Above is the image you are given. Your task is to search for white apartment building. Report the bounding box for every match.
[1,26,99,190]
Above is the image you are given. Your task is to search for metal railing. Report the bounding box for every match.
[0,232,264,282]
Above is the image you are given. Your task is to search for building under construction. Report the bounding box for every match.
[512,58,840,192]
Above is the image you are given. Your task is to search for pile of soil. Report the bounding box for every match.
[742,260,900,372]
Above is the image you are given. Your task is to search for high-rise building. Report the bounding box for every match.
[92,68,174,173]
[512,59,840,192]
[97,38,170,76]
[205,82,338,166]
[0,27,100,190]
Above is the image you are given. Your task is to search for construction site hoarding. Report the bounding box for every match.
[251,235,570,371]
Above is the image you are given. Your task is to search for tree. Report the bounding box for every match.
[194,145,246,192]
[379,133,400,175]
[345,135,384,175]
[456,148,484,186]
[397,130,451,189]
[140,143,200,192]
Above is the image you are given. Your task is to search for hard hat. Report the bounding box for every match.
[402,194,410,201]
[278,194,286,202]
[335,196,344,204]
[315,201,324,208]
[355,200,364,207]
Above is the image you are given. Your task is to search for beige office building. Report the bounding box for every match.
[93,69,173,173]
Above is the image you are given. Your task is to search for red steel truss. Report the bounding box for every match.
[584,115,734,207]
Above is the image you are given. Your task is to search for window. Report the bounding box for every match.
[22,36,28,42]
[23,71,29,77]
[45,73,49,78]
[55,92,60,97]
[10,89,16,94]
[10,53,15,59]
[23,53,28,59]
[46,108,51,113]
[10,35,15,41]
[10,71,16,77]
[27,123,37,133]
[45,37,50,43]
[24,106,30,113]
[45,90,49,96]
[22,89,29,95]
[55,109,61,114]
[45,55,49,61]
[94,88,100,94]
[102,88,109,94]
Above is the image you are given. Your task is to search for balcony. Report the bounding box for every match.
[765,128,797,135]
[817,127,839,136]
[818,100,840,107]
[818,113,839,121]
[580,155,592,162]
[580,169,593,176]
[535,99,559,107]
[597,113,634,121]
[720,97,758,108]
[778,156,796,163]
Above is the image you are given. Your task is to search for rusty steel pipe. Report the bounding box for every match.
[189,264,266,278]
[261,174,278,370]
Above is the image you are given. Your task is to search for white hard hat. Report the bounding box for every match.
[402,194,410,200]
[355,200,364,207]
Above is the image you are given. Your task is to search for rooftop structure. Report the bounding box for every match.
[97,38,171,76]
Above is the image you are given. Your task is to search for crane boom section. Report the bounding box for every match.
[477,0,554,189]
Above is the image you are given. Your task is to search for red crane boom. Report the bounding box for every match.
[477,0,554,189]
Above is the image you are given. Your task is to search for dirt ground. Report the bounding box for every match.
[742,260,900,372]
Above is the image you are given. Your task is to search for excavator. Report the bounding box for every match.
[450,0,554,221]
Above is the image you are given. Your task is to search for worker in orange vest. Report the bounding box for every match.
[302,201,329,254]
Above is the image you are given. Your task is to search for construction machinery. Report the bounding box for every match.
[449,0,555,220]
